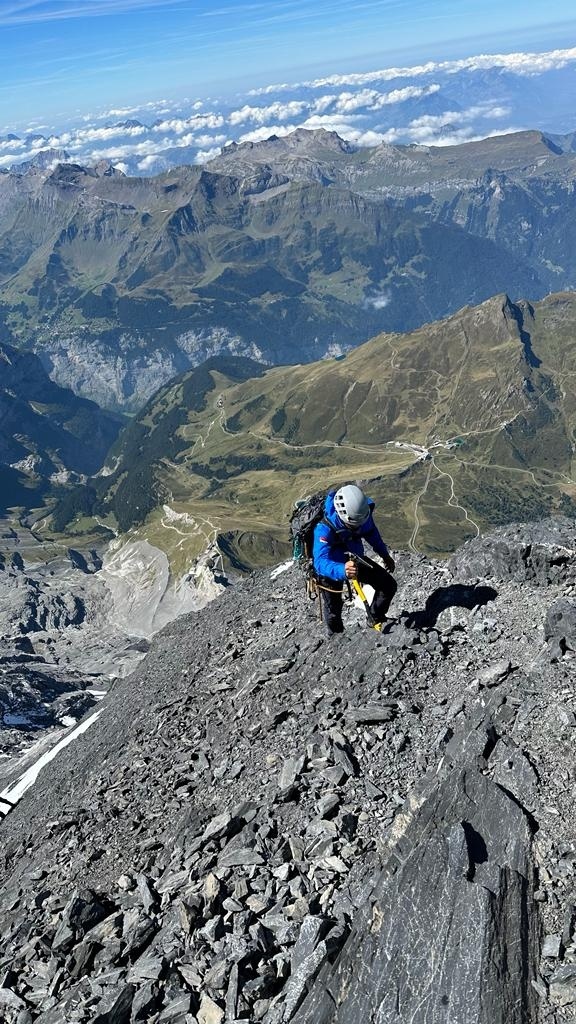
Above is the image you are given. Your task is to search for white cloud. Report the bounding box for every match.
[137,154,164,171]
[249,46,576,94]
[407,102,511,132]
[83,139,165,160]
[233,96,515,153]
[162,131,226,149]
[0,135,64,166]
[153,113,225,135]
[331,89,379,114]
[100,106,142,119]
[195,146,223,164]
[96,99,176,121]
[0,1,197,26]
[300,113,364,129]
[332,84,440,114]
[300,115,384,147]
[429,127,523,147]
[229,100,308,126]
[376,84,441,106]
[227,85,440,128]
[0,146,62,168]
[191,133,227,148]
[68,124,148,146]
[0,138,26,152]
[364,291,390,310]
[310,94,338,114]
[381,124,522,147]
[237,117,385,149]
[237,123,299,144]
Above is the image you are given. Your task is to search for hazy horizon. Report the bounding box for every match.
[2,0,575,128]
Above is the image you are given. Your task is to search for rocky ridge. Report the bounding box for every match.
[0,519,575,1022]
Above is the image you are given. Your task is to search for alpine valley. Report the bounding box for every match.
[50,290,576,571]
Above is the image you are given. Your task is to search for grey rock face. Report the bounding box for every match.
[0,527,227,767]
[544,599,576,660]
[0,339,122,486]
[38,327,265,412]
[293,769,538,1024]
[449,518,576,585]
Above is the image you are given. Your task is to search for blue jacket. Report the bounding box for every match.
[312,492,390,582]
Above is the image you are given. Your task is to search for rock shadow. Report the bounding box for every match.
[405,583,498,629]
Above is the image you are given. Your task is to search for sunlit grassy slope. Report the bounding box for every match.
[51,291,576,570]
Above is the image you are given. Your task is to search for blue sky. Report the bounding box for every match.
[2,0,576,128]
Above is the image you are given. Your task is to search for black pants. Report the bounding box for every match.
[318,557,397,634]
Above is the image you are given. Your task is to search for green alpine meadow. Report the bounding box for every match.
[46,290,576,570]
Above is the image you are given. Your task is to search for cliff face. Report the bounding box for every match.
[0,341,123,508]
[0,518,575,1022]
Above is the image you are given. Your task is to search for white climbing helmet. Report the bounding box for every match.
[333,485,371,529]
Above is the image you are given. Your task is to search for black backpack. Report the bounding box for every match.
[289,490,335,577]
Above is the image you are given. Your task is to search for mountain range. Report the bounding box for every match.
[4,55,576,177]
[48,290,576,570]
[1,128,575,410]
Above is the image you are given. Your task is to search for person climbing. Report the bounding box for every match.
[312,484,396,634]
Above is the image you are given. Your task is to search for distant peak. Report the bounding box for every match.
[10,148,71,175]
[91,159,125,177]
[113,118,146,129]
[219,127,357,159]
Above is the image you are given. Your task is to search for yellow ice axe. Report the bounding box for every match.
[348,565,382,631]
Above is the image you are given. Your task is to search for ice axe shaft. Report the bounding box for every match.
[347,553,382,631]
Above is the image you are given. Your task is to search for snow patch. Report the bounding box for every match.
[270,560,295,579]
[0,708,103,810]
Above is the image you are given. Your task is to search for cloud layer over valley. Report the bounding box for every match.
[2,45,576,175]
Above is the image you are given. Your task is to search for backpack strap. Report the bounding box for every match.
[304,516,335,561]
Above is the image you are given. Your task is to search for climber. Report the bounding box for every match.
[312,484,397,634]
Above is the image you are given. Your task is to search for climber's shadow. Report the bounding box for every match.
[404,583,498,629]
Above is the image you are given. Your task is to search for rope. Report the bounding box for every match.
[315,581,345,594]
